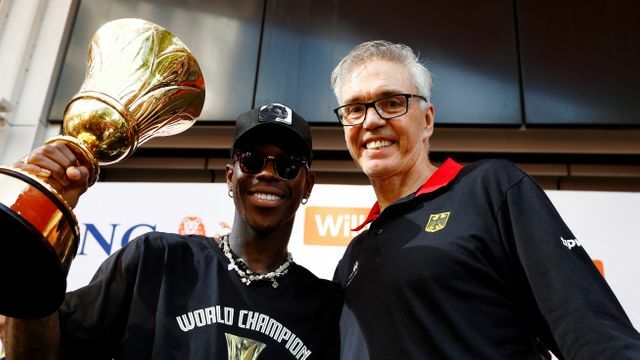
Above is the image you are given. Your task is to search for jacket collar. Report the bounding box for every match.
[352,158,463,231]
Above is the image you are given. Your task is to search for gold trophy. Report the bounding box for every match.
[0,18,205,318]
[225,333,267,360]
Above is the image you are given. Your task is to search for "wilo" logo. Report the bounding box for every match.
[303,207,370,246]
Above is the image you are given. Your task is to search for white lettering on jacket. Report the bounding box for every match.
[176,306,312,359]
[561,236,582,250]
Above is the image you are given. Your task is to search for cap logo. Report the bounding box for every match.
[258,103,292,125]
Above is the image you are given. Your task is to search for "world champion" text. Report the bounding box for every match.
[176,305,312,359]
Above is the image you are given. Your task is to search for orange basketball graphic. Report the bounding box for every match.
[178,216,207,235]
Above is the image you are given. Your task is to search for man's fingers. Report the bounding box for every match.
[66,167,81,180]
[66,166,90,182]
[18,163,52,178]
[27,152,70,186]
[14,143,89,191]
[41,143,77,169]
[50,141,80,167]
[23,143,84,186]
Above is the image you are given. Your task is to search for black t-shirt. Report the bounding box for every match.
[334,159,640,359]
[60,232,342,360]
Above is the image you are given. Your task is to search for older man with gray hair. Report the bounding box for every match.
[331,40,640,359]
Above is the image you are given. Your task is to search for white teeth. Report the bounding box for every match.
[365,140,393,150]
[254,192,282,201]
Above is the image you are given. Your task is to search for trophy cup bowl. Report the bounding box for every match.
[0,18,205,318]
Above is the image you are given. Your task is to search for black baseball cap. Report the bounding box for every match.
[232,103,313,163]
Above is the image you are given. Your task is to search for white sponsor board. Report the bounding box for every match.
[68,183,640,330]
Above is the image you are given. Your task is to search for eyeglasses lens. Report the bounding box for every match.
[376,96,407,117]
[341,105,365,122]
[275,159,300,180]
[238,153,264,174]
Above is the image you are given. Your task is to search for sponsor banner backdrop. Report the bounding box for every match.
[69,183,639,328]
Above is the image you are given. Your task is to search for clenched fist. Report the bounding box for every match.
[13,142,91,208]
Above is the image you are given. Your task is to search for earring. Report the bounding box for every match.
[228,190,233,198]
[301,197,308,205]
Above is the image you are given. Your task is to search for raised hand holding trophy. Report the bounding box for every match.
[0,18,205,318]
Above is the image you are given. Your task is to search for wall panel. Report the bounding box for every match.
[256,0,522,125]
[518,0,640,125]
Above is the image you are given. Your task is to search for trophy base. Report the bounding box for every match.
[0,167,79,319]
[0,204,66,318]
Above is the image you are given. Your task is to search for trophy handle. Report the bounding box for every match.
[44,135,101,186]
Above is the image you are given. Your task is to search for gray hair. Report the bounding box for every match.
[331,40,433,104]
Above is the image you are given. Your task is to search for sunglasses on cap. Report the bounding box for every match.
[234,151,309,180]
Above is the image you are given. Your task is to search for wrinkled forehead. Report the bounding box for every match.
[341,60,415,103]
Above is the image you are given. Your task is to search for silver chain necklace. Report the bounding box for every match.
[219,233,293,288]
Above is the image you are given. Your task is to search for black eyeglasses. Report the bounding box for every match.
[333,93,428,126]
[234,151,309,180]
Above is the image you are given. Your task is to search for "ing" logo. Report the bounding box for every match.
[303,207,369,246]
[78,223,156,256]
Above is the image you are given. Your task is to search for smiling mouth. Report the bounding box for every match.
[365,140,393,150]
[252,192,283,201]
